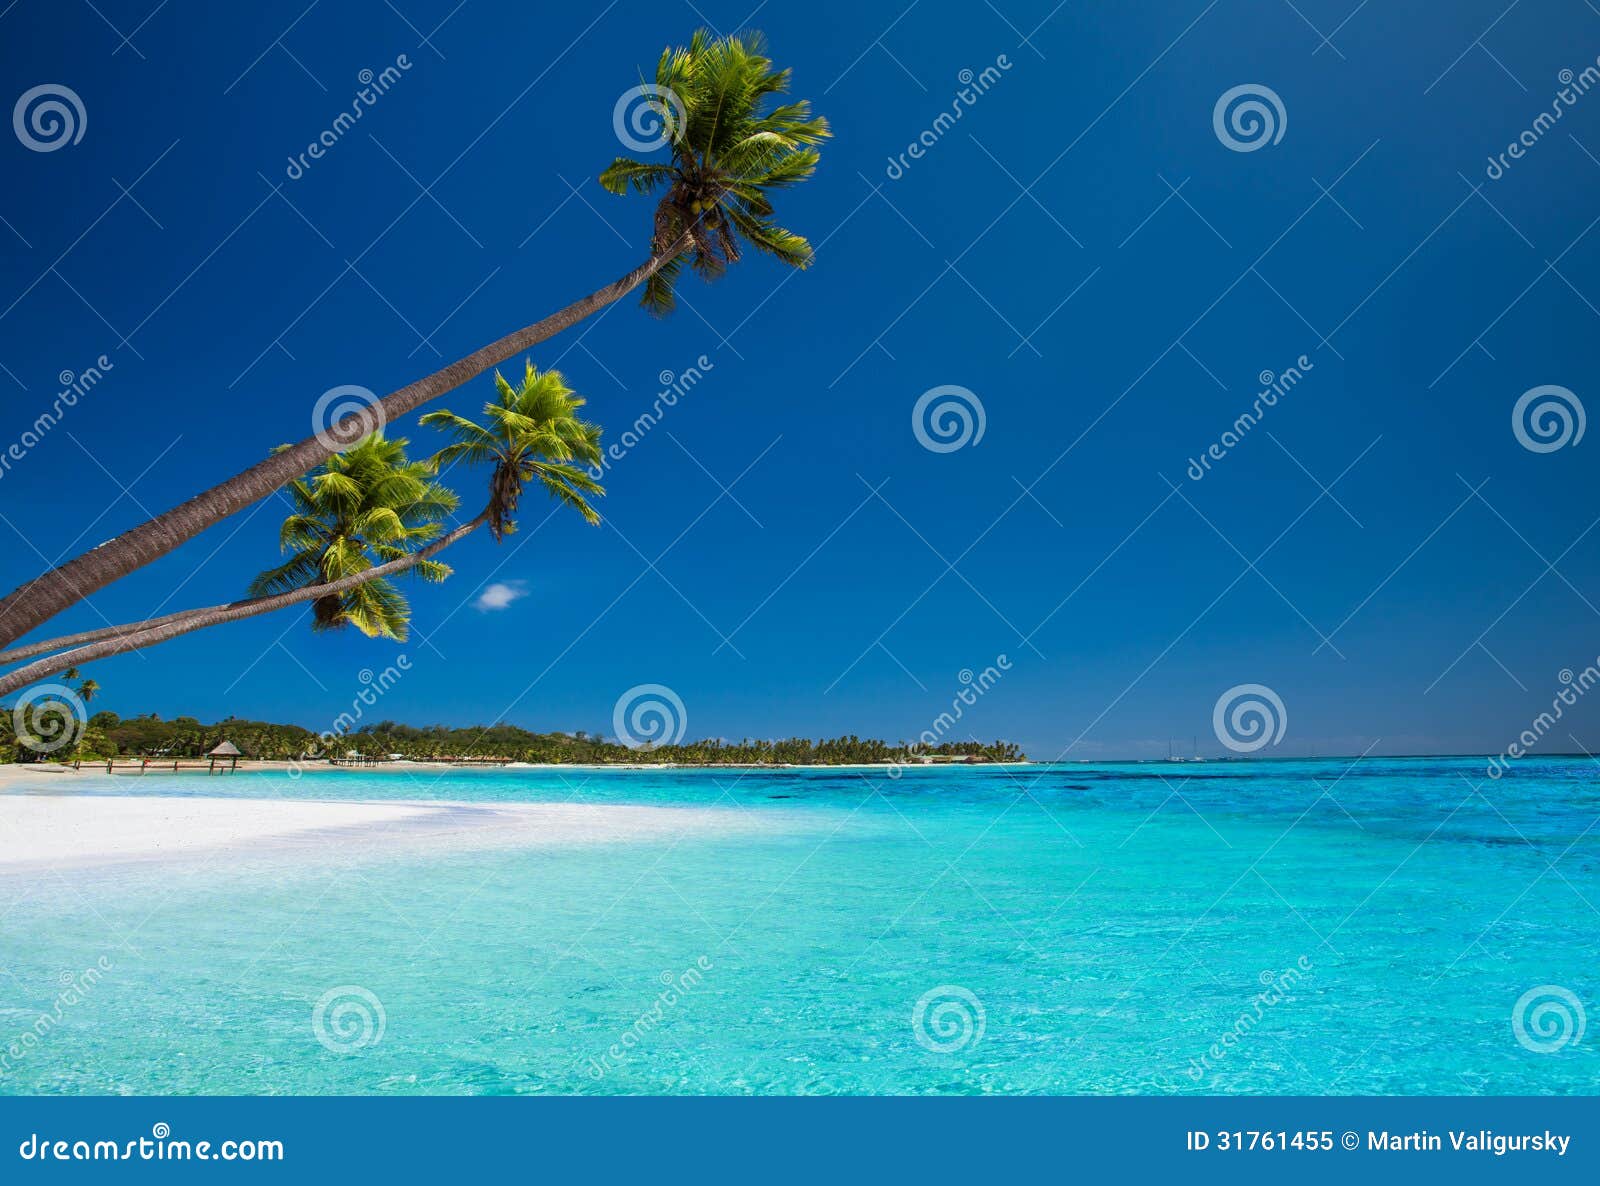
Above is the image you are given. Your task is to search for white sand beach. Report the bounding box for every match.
[0,765,771,870]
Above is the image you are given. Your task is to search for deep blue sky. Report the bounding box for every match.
[3,0,1600,759]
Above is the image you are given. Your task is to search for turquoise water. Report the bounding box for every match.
[1,757,1596,1095]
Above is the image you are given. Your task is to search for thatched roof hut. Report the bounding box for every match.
[206,739,242,772]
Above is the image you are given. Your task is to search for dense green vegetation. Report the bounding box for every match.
[1,710,1023,766]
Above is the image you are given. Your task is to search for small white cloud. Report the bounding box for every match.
[473,580,529,612]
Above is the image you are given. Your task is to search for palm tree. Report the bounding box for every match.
[600,29,830,315]
[0,515,485,695]
[0,28,828,652]
[62,666,99,704]
[249,435,457,640]
[0,367,609,693]
[420,361,605,541]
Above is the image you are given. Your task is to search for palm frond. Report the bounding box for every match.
[641,252,686,316]
[599,158,676,195]
[600,28,830,313]
[724,205,813,267]
[419,363,608,538]
[251,433,462,635]
[338,576,411,640]
[247,552,321,598]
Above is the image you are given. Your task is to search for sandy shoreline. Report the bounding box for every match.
[0,766,774,871]
[0,754,1025,871]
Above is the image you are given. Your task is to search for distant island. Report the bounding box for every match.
[7,711,1025,768]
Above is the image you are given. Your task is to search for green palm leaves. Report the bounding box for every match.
[250,435,458,640]
[421,361,604,541]
[254,364,604,642]
[599,29,830,315]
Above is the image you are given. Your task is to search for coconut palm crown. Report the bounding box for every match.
[420,361,605,541]
[249,435,458,640]
[599,29,830,315]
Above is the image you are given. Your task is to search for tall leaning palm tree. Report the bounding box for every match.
[0,28,827,652]
[421,360,605,541]
[249,435,457,641]
[600,29,830,315]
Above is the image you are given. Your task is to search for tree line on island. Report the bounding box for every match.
[1,711,1024,767]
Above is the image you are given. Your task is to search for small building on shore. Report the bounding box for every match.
[206,740,242,773]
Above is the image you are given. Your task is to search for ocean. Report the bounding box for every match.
[1,756,1595,1094]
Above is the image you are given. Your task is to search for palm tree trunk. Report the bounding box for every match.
[0,247,679,649]
[0,605,223,665]
[0,512,488,698]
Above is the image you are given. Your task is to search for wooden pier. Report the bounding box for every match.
[72,758,240,775]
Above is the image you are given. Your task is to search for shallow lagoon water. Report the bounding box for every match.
[1,757,1595,1095]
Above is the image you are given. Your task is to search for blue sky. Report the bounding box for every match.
[3,0,1600,759]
